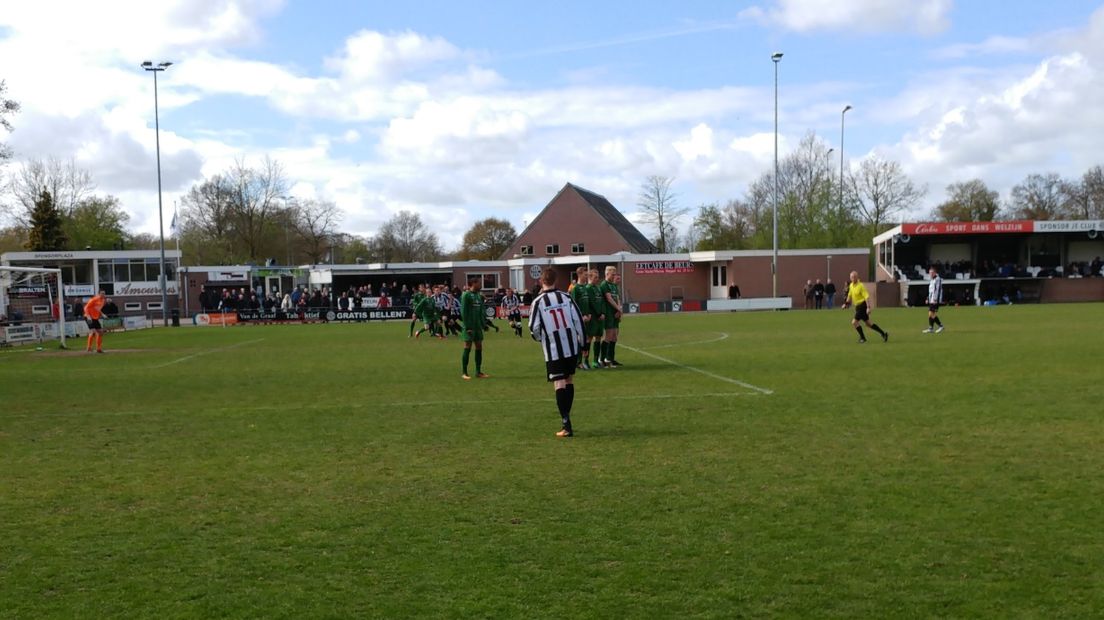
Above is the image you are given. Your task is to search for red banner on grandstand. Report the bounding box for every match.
[634,261,695,274]
[902,221,1034,235]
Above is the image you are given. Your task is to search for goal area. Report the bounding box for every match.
[0,265,69,349]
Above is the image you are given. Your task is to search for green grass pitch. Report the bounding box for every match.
[2,304,1103,617]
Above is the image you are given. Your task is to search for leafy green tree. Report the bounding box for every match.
[459,217,517,260]
[26,190,68,250]
[934,179,1001,222]
[63,196,129,250]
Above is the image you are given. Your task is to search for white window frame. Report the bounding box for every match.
[571,243,585,254]
[545,244,559,255]
[124,302,142,312]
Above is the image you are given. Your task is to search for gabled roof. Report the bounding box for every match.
[566,183,658,254]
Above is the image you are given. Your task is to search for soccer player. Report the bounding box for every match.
[586,269,606,368]
[409,284,427,337]
[598,266,623,367]
[923,266,945,333]
[413,291,439,339]
[460,277,489,380]
[570,267,593,369]
[83,290,107,353]
[843,270,889,343]
[501,287,523,337]
[529,268,586,437]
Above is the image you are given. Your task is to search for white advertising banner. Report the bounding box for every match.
[208,270,249,282]
[64,284,96,296]
[112,281,179,296]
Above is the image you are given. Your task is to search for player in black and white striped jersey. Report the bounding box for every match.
[529,269,586,438]
[923,266,945,334]
[501,287,523,337]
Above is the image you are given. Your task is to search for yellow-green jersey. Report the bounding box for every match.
[847,281,870,306]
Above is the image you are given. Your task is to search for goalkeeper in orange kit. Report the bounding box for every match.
[83,290,107,353]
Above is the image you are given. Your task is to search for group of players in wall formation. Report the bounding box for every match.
[70,265,949,438]
[404,265,948,438]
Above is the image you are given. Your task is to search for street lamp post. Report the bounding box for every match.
[771,52,783,299]
[282,195,293,266]
[142,60,173,326]
[826,255,833,281]
[840,105,852,219]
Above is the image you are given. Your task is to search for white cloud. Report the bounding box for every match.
[323,30,463,83]
[744,0,952,35]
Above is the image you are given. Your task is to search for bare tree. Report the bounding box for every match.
[179,174,236,264]
[293,198,342,263]
[637,176,687,252]
[373,211,442,262]
[1010,172,1063,220]
[850,156,926,232]
[227,156,288,261]
[1059,166,1104,219]
[6,157,95,223]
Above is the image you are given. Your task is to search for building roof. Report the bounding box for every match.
[566,183,659,254]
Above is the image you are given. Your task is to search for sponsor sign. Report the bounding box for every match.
[63,284,96,296]
[529,265,543,280]
[112,281,179,296]
[671,300,683,312]
[208,270,249,282]
[325,309,410,322]
[195,312,240,326]
[30,252,75,259]
[628,303,640,313]
[496,305,532,319]
[1033,220,1104,233]
[634,261,695,275]
[123,316,149,330]
[902,221,1033,235]
[3,325,37,343]
[10,285,47,298]
[253,268,306,277]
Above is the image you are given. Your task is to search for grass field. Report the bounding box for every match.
[2,304,1103,618]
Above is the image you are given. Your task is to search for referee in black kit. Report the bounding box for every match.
[529,269,586,438]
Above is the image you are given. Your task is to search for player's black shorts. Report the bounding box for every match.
[853,302,869,322]
[85,318,102,330]
[928,303,940,313]
[546,354,579,382]
[508,310,521,322]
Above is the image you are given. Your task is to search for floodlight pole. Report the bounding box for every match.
[771,52,783,299]
[840,105,852,220]
[142,60,173,326]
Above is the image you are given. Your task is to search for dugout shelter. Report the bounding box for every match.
[873,220,1104,306]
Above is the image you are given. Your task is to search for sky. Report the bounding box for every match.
[1,0,1103,250]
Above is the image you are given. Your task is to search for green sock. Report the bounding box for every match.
[475,349,483,373]
[409,320,416,336]
[462,348,470,374]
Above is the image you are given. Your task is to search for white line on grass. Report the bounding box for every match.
[4,391,757,419]
[638,332,729,350]
[151,338,266,368]
[617,343,774,395]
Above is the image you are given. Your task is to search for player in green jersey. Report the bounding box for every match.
[585,269,606,368]
[409,284,427,337]
[413,291,440,339]
[459,277,489,379]
[570,266,593,369]
[598,265,623,367]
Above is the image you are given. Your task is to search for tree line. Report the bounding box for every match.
[643,132,1104,253]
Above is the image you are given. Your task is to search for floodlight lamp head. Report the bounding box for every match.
[141,61,153,68]
[159,62,173,68]
[771,52,783,62]
[843,104,853,113]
